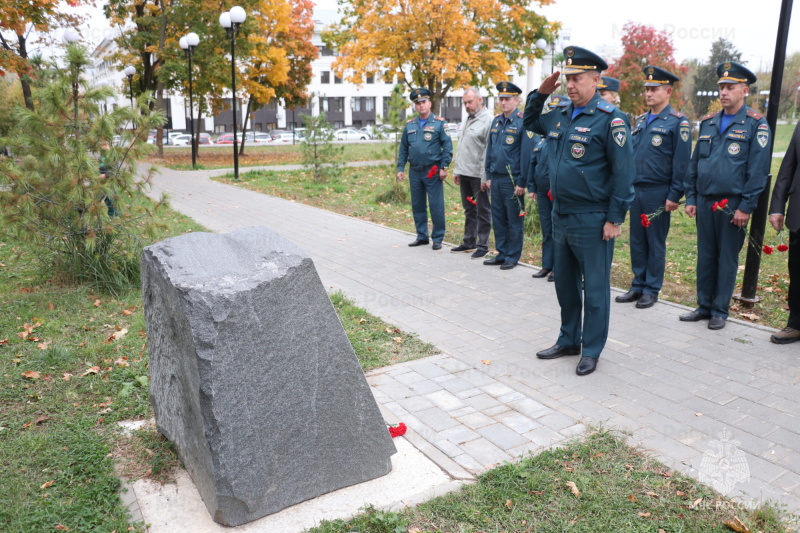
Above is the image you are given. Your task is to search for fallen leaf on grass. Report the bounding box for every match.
[62,373,73,381]
[93,299,101,307]
[34,416,49,425]
[48,302,54,310]
[676,490,686,497]
[55,525,69,531]
[646,491,659,497]
[723,516,752,533]
[481,359,492,365]
[659,529,667,533]
[392,336,403,344]
[0,339,8,345]
[22,370,41,379]
[37,341,51,350]
[82,366,101,376]
[638,512,651,518]
[739,313,760,321]
[690,497,703,508]
[627,494,638,502]
[122,309,133,316]
[505,499,513,509]
[566,481,581,497]
[40,480,55,489]
[109,328,128,341]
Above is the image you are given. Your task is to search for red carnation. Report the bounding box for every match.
[712,202,719,212]
[388,422,407,438]
[466,196,478,206]
[719,198,729,208]
[547,190,553,201]
[763,245,774,255]
[426,165,439,179]
[519,211,526,217]
[778,244,789,252]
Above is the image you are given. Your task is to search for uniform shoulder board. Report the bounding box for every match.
[596,100,614,114]
[495,113,502,118]
[435,116,445,121]
[670,109,685,118]
[516,111,523,118]
[406,118,415,123]
[701,112,717,121]
[636,113,647,121]
[746,109,764,120]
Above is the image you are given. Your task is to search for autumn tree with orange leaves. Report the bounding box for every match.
[0,0,84,111]
[604,22,687,117]
[324,0,557,112]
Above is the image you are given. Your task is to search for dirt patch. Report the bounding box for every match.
[109,420,181,484]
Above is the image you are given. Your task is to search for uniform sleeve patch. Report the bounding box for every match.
[610,118,626,128]
[758,124,769,130]
[680,119,690,127]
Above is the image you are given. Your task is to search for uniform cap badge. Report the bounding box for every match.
[565,47,574,57]
[723,61,732,71]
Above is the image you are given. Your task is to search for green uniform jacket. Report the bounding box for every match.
[397,114,453,172]
[685,106,770,214]
[523,91,635,224]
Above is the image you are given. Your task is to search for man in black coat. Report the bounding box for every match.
[769,122,800,343]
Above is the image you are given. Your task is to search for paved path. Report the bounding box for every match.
[145,164,800,516]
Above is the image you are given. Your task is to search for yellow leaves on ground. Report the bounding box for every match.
[21,370,41,379]
[17,322,41,340]
[109,327,128,341]
[481,359,491,365]
[40,480,55,490]
[723,516,753,532]
[565,481,581,497]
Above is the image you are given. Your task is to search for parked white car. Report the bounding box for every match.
[334,128,369,141]
[171,134,192,146]
[271,133,296,144]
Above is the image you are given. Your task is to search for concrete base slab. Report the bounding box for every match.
[125,438,457,532]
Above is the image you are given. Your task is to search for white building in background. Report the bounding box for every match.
[88,11,559,135]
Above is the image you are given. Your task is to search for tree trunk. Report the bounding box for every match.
[156,86,165,157]
[17,34,34,111]
[239,95,254,156]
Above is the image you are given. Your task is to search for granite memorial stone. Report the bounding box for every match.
[141,226,397,526]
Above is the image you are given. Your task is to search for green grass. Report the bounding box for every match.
[773,123,796,153]
[217,158,793,330]
[309,428,797,533]
[0,202,436,531]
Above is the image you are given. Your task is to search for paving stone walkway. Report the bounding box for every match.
[144,163,800,516]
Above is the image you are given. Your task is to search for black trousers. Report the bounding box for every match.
[788,229,800,329]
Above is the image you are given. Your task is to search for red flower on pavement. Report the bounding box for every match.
[388,422,407,438]
[763,245,774,255]
[547,190,553,201]
[778,244,789,252]
[466,196,478,206]
[426,165,439,179]
[712,201,720,212]
[719,198,729,208]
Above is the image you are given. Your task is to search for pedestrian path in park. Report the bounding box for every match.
[141,163,800,523]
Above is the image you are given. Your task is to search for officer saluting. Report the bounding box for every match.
[616,66,691,309]
[483,81,527,270]
[682,62,770,329]
[523,46,635,376]
[397,88,454,250]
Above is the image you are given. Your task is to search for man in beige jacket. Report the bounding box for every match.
[451,87,493,259]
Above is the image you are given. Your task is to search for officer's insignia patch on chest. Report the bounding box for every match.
[728,142,741,155]
[571,143,585,158]
[757,130,769,148]
[612,127,627,147]
[651,135,662,147]
[506,135,515,145]
[527,131,534,138]
[424,132,433,141]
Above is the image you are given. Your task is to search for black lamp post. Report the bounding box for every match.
[180,32,201,169]
[124,66,136,108]
[220,6,246,181]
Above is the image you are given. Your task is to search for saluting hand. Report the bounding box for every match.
[539,71,562,95]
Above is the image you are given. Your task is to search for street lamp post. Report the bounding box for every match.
[536,38,568,75]
[220,6,246,181]
[180,32,201,169]
[124,66,136,108]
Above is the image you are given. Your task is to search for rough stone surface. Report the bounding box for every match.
[141,227,396,527]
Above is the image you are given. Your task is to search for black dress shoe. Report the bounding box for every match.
[576,356,598,376]
[615,290,642,303]
[547,271,555,282]
[536,344,581,359]
[500,261,517,270]
[708,316,727,330]
[532,268,552,279]
[451,244,475,253]
[408,239,430,247]
[432,242,442,250]
[636,294,657,309]
[679,309,711,322]
[483,258,504,266]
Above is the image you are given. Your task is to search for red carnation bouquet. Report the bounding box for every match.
[427,165,439,179]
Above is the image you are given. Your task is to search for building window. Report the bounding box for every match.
[321,71,330,84]
[215,125,225,133]
[319,45,334,57]
[383,71,393,84]
[333,97,344,112]
[321,98,329,113]
[334,75,343,84]
[333,120,344,128]
[365,97,375,112]
[353,119,362,128]
[366,75,374,84]
[352,97,362,112]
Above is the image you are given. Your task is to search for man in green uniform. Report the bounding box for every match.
[681,62,770,330]
[523,46,635,376]
[616,66,691,309]
[397,88,453,250]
